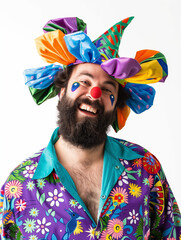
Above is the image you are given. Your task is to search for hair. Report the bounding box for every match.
[54,64,130,109]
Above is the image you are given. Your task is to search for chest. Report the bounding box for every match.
[68,167,102,222]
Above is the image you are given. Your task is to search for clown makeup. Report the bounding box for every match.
[110,94,115,106]
[71,82,80,92]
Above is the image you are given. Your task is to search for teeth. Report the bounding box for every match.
[80,104,97,114]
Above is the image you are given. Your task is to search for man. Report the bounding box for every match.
[0,17,181,240]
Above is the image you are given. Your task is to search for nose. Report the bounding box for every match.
[90,87,102,99]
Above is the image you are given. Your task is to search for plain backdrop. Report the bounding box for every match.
[0,0,181,208]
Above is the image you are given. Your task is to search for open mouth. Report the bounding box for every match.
[78,103,98,116]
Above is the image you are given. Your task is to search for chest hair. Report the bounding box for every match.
[68,167,102,222]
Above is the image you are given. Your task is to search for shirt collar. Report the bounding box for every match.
[33,128,143,180]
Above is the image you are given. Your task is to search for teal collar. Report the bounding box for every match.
[33,128,143,225]
[33,128,142,180]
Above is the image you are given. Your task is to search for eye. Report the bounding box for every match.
[80,80,90,86]
[102,87,112,94]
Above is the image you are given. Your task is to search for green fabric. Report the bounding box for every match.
[139,52,166,64]
[76,17,87,32]
[93,17,134,59]
[43,23,68,33]
[29,85,60,105]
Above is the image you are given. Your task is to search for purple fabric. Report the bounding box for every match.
[1,130,181,239]
[159,75,167,83]
[101,57,141,79]
[43,17,87,34]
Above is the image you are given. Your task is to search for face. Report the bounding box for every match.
[57,63,119,148]
[60,63,119,120]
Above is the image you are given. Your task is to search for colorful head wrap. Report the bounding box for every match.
[24,17,168,132]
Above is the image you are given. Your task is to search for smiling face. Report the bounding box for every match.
[57,63,119,148]
[60,63,119,120]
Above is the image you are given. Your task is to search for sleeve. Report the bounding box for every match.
[149,165,181,239]
[0,183,22,240]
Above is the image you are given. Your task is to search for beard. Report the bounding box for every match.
[57,94,117,149]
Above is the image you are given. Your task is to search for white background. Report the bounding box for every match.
[0,0,181,207]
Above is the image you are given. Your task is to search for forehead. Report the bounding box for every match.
[69,63,119,87]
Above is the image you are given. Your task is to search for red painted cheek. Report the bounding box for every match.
[90,87,102,99]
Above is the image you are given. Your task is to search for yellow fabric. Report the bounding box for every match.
[125,60,163,84]
[35,30,76,65]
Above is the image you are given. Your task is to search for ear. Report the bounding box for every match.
[59,88,66,100]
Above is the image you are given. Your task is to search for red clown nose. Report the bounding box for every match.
[90,87,102,99]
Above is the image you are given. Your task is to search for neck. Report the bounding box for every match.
[54,135,105,169]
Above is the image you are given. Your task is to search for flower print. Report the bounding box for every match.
[127,209,139,224]
[167,200,174,222]
[69,199,78,208]
[144,195,148,206]
[74,221,83,235]
[16,199,26,212]
[46,189,64,207]
[110,187,128,204]
[133,158,142,168]
[60,186,66,191]
[27,181,35,191]
[137,169,142,177]
[95,231,101,238]
[129,183,142,198]
[37,179,46,189]
[144,209,148,217]
[5,180,23,199]
[107,218,124,239]
[29,235,38,240]
[142,152,161,174]
[118,171,129,186]
[119,159,129,167]
[52,171,59,180]
[30,208,39,217]
[23,165,36,178]
[148,175,154,188]
[86,225,95,239]
[100,230,112,240]
[23,218,36,233]
[143,178,149,186]
[144,229,150,240]
[36,217,51,235]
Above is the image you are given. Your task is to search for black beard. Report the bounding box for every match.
[57,94,117,149]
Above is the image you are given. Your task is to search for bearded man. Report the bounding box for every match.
[1,17,181,240]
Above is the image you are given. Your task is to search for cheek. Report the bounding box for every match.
[110,94,115,106]
[71,82,80,92]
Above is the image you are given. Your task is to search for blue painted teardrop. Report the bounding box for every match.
[110,94,115,105]
[71,82,80,92]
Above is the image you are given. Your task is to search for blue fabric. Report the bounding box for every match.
[24,64,63,89]
[125,83,156,114]
[64,31,101,64]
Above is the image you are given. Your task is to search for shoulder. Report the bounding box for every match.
[109,136,162,176]
[1,149,44,190]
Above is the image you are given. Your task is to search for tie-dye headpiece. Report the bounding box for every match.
[24,17,168,132]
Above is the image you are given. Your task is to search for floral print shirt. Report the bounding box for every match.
[0,128,181,240]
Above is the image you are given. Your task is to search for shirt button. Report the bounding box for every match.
[101,195,106,199]
[115,165,120,170]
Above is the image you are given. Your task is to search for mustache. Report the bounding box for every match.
[74,98,104,114]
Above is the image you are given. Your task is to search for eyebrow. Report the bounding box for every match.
[103,80,117,90]
[77,72,117,90]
